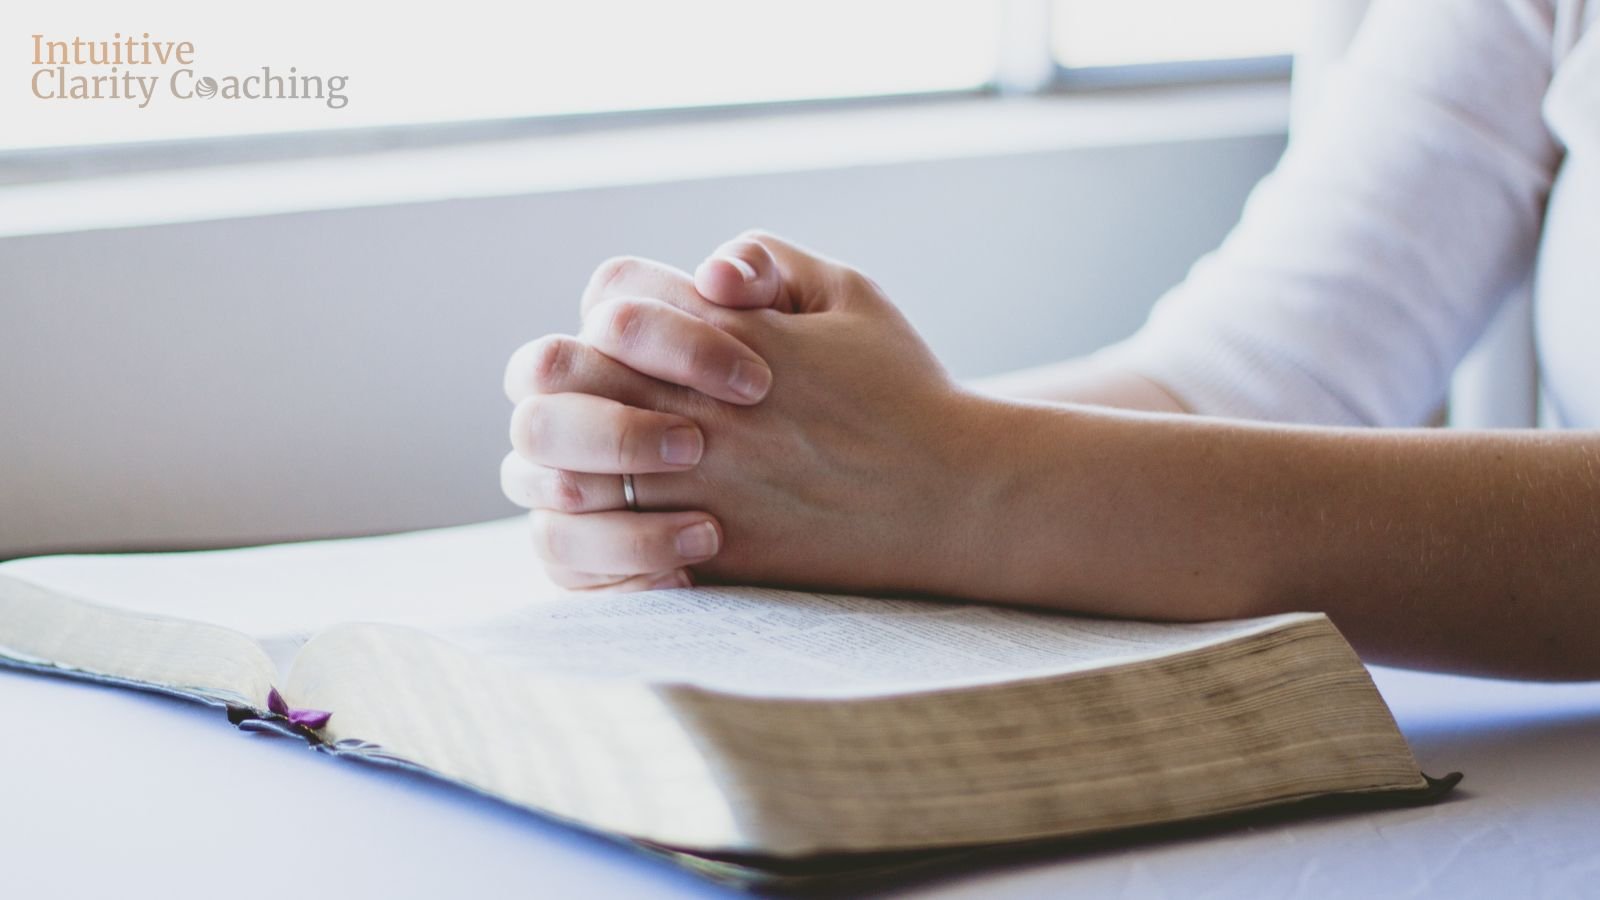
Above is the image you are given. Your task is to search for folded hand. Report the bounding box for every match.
[501,232,985,594]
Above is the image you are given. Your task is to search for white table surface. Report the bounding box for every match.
[5,664,1600,899]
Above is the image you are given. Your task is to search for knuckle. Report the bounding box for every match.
[547,469,587,513]
[838,264,874,292]
[526,334,577,393]
[510,396,550,460]
[834,263,884,300]
[601,298,649,350]
[629,530,659,568]
[611,410,640,472]
[679,334,721,382]
[736,228,776,245]
[592,255,642,294]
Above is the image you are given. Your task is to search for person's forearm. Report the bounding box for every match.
[971,357,1188,414]
[943,397,1600,681]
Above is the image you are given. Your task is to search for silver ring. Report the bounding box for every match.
[621,473,640,512]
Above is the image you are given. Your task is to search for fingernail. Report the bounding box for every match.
[660,426,703,466]
[647,570,691,590]
[675,522,719,560]
[719,255,757,283]
[729,359,772,402]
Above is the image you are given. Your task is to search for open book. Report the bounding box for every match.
[0,519,1451,887]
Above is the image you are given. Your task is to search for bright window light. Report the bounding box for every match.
[5,0,1297,156]
[1052,0,1297,68]
[6,1,998,151]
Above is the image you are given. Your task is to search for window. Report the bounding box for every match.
[8,1,1294,158]
[1053,0,1297,69]
[9,1,996,153]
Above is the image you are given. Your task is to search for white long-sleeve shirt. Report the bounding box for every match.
[1109,0,1599,428]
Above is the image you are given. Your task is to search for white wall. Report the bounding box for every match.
[0,129,1285,557]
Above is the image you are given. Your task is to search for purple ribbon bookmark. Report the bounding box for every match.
[267,687,333,730]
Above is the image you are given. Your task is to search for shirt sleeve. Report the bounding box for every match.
[1102,0,1564,426]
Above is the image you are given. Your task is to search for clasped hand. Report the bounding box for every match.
[501,232,987,595]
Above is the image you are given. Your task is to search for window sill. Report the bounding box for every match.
[0,81,1287,238]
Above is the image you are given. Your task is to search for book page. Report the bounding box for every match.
[1,517,1309,697]
[0,575,276,708]
[439,587,1310,696]
[0,518,553,643]
[0,518,550,687]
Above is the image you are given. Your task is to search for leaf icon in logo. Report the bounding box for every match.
[195,77,218,98]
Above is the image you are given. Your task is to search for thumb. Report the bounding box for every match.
[693,236,793,313]
[694,231,855,315]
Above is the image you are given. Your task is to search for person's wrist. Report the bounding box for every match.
[907,389,1035,600]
